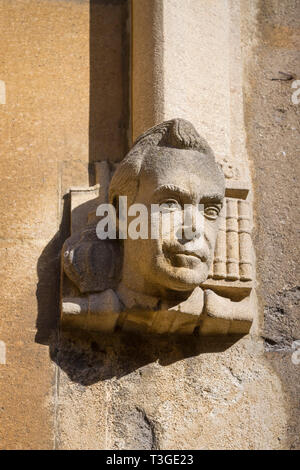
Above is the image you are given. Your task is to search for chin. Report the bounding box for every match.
[154,262,209,292]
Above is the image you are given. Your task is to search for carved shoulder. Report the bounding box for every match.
[62,223,122,294]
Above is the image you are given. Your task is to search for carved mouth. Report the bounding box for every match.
[176,252,206,262]
[162,244,208,264]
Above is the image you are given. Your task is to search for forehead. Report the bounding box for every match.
[139,147,225,200]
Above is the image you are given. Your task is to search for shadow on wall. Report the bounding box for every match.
[89,0,129,168]
[50,330,241,386]
[35,194,70,346]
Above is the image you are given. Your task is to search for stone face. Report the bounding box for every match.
[61,119,255,336]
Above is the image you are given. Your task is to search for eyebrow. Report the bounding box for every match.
[153,184,196,198]
[153,185,223,203]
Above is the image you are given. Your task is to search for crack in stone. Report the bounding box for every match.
[135,407,159,450]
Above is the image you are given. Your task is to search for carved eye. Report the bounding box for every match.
[160,199,182,212]
[204,206,220,220]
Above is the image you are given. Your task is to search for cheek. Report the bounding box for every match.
[135,238,163,260]
[204,221,219,250]
[160,211,184,240]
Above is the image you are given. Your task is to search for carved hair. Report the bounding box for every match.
[109,118,216,206]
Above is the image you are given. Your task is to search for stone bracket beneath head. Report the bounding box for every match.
[61,287,253,337]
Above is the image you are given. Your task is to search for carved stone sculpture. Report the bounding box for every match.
[61,119,254,336]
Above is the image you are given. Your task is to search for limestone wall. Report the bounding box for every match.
[0,0,299,450]
[242,0,300,449]
[0,0,129,449]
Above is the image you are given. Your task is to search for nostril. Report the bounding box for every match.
[184,228,202,241]
[175,223,203,242]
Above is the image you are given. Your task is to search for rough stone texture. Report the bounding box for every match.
[242,0,300,348]
[55,331,288,450]
[241,0,300,449]
[0,0,129,449]
[0,241,54,449]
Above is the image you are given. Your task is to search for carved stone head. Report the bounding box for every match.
[62,119,253,336]
[109,119,225,299]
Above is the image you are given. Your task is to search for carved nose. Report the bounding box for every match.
[181,237,206,256]
[179,208,204,242]
[177,228,202,244]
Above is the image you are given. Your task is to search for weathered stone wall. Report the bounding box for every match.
[0,0,299,450]
[242,0,300,449]
[0,0,129,449]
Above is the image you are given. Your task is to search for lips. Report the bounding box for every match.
[166,251,208,270]
[170,249,208,263]
[162,243,209,264]
[178,251,207,262]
